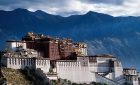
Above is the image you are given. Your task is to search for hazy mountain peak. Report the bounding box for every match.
[86,11,97,15]
[85,11,113,18]
[13,8,29,12]
[35,10,49,15]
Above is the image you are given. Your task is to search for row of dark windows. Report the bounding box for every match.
[9,58,34,65]
[8,58,49,66]
[125,76,138,81]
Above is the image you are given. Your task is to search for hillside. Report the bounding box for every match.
[0,8,140,71]
[0,67,32,85]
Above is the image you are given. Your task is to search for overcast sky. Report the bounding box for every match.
[0,0,139,16]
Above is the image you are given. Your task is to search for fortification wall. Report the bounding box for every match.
[56,61,95,84]
[2,57,50,73]
[35,59,50,73]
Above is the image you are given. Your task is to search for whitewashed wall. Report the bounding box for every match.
[6,57,33,69]
[36,59,50,73]
[114,61,124,80]
[2,57,50,73]
[56,61,95,84]
[89,62,97,72]
[2,56,134,84]
[133,81,139,85]
[7,41,27,51]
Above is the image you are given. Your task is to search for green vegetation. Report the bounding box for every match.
[50,78,108,85]
[0,77,6,85]
[90,82,108,85]
[24,67,51,85]
[50,78,72,85]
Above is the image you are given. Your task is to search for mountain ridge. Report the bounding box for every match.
[0,8,140,71]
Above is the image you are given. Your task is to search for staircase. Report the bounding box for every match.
[95,73,120,85]
[115,78,125,85]
[95,71,125,85]
[100,72,110,77]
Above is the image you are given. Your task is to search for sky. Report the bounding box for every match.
[0,0,140,16]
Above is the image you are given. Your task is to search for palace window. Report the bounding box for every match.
[44,60,46,65]
[28,59,30,65]
[9,58,11,64]
[15,58,16,65]
[12,58,14,64]
[20,59,22,65]
[42,60,44,65]
[27,59,28,65]
[19,59,20,65]
[24,59,25,65]
[38,60,40,65]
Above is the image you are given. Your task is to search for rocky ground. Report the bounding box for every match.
[0,67,32,85]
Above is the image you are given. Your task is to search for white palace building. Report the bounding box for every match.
[1,38,139,85]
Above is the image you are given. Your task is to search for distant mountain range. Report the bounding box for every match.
[0,8,140,71]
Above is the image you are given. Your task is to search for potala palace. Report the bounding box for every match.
[1,32,139,85]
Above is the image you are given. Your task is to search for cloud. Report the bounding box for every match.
[82,0,124,5]
[0,0,140,17]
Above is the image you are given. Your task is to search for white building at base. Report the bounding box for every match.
[1,54,139,85]
[124,68,139,85]
[56,55,126,85]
